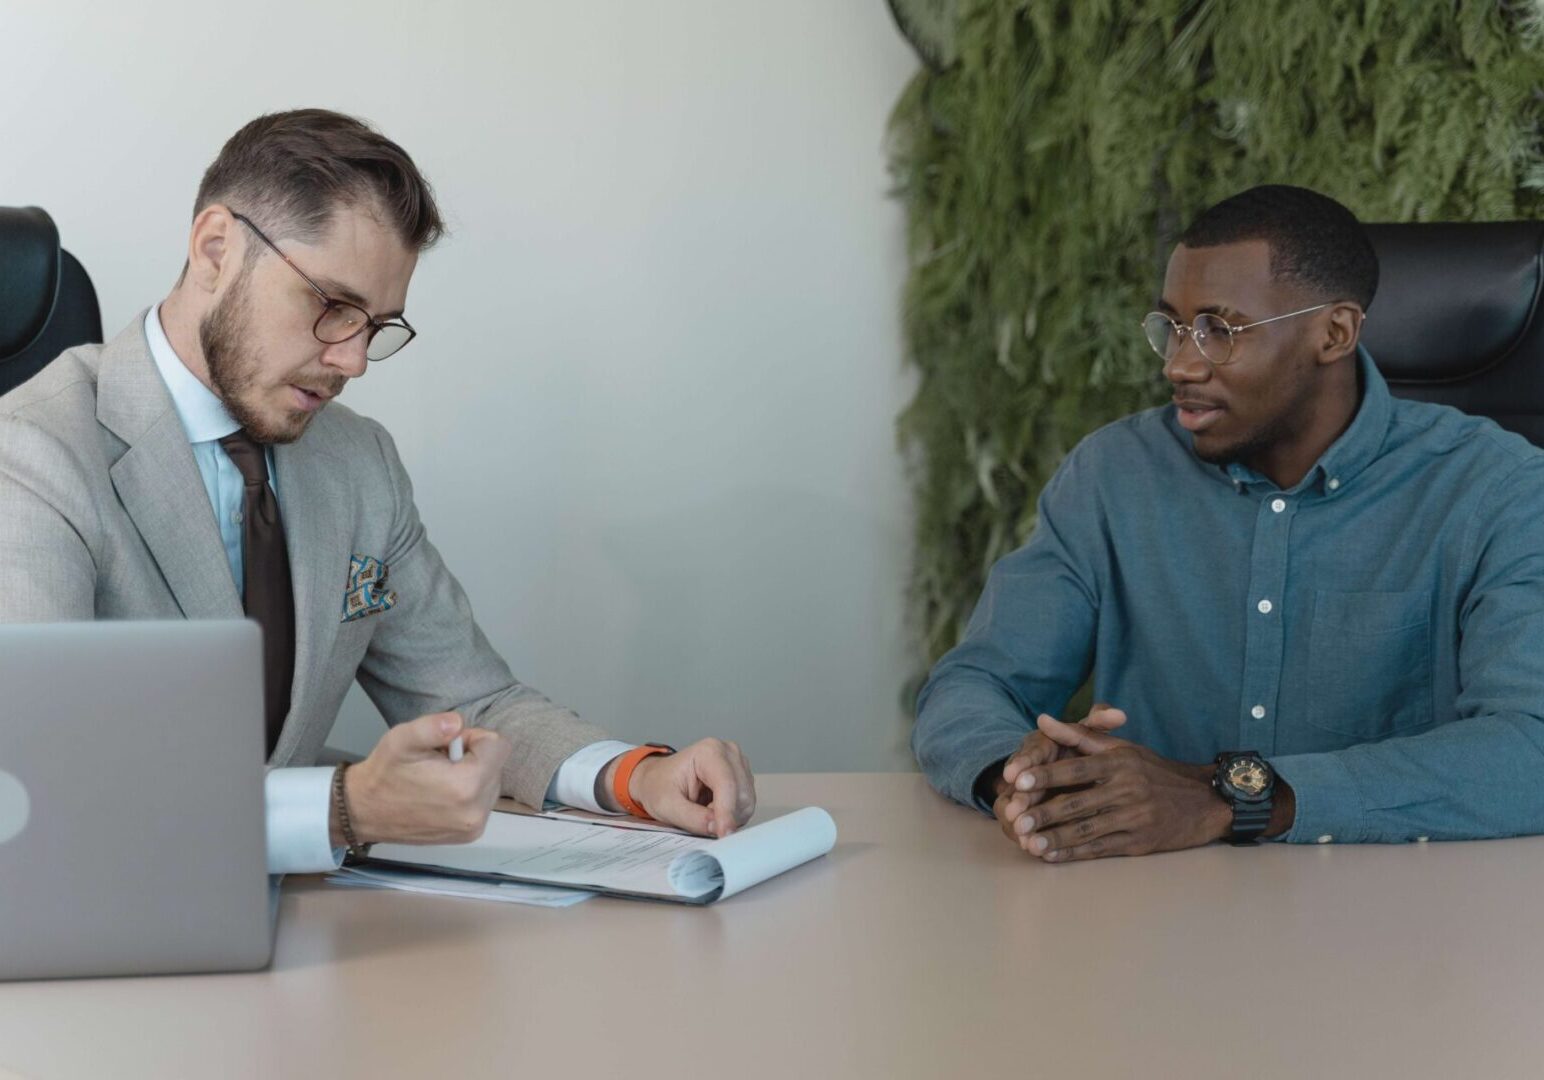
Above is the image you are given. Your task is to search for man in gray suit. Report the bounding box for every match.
[0,109,755,872]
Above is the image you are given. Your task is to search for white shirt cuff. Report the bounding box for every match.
[544,740,635,814]
[265,767,345,875]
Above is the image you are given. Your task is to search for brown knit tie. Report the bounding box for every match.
[218,431,295,757]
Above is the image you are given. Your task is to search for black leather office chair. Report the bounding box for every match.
[1363,222,1544,448]
[0,206,103,398]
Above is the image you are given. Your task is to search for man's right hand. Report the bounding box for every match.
[334,712,512,847]
[991,704,1127,845]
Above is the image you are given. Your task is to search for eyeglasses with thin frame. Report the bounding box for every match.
[1141,303,1334,366]
[231,212,417,362]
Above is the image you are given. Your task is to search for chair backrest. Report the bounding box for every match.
[1362,221,1544,448]
[0,206,103,398]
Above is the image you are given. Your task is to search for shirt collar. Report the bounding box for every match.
[144,305,240,444]
[1218,344,1391,497]
[1314,344,1392,489]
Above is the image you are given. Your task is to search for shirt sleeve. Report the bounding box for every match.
[544,740,635,813]
[1270,456,1544,843]
[265,767,344,875]
[912,446,1102,812]
[266,744,633,875]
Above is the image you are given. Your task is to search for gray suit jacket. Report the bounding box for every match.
[0,313,608,806]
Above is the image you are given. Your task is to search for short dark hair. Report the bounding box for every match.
[193,108,444,252]
[1179,185,1379,310]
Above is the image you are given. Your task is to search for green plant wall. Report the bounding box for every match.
[886,0,1544,698]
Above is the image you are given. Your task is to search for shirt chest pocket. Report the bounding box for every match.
[1306,589,1434,740]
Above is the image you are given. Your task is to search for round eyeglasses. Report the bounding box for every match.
[232,212,417,361]
[1141,303,1332,367]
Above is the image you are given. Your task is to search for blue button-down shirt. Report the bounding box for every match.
[914,346,1544,844]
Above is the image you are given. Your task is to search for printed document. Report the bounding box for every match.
[360,806,837,904]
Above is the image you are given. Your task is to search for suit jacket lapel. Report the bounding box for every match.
[98,315,242,621]
[272,432,352,754]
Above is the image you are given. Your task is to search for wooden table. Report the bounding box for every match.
[1,773,1539,1079]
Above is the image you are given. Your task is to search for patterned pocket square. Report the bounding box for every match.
[342,554,397,622]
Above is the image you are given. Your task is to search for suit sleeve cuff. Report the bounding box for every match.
[265,767,345,875]
[1268,752,1367,844]
[544,739,635,814]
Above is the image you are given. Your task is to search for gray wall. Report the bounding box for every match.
[1,1,921,772]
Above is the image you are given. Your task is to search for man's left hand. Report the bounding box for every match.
[1007,713,1231,862]
[604,738,756,837]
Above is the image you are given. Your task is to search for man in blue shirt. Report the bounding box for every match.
[913,185,1544,861]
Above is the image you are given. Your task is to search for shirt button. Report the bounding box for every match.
[1257,599,1273,614]
[1271,498,1286,513]
[1317,834,1334,844]
[231,511,243,525]
[1327,478,1341,491]
[1251,705,1266,720]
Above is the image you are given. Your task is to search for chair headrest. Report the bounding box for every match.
[0,206,64,359]
[1362,222,1544,383]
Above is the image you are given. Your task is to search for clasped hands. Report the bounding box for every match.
[990,705,1235,863]
[335,712,756,848]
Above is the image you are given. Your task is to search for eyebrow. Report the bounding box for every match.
[313,275,405,320]
[1156,298,1249,322]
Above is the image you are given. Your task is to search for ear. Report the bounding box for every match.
[1318,301,1364,367]
[185,205,243,295]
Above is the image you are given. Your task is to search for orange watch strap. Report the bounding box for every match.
[613,744,673,819]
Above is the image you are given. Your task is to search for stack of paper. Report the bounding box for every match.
[353,805,837,905]
[327,865,593,907]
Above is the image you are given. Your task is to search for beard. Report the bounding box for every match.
[1191,355,1320,469]
[1190,407,1298,467]
[199,269,336,445]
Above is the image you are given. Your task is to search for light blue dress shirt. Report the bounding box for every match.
[915,346,1544,844]
[144,308,631,874]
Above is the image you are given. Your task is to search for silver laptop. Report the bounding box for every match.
[0,620,275,980]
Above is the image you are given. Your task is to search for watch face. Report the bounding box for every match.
[1222,755,1273,802]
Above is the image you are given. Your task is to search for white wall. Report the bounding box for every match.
[1,2,921,771]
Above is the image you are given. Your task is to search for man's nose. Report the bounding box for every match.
[1162,335,1212,385]
[320,333,370,379]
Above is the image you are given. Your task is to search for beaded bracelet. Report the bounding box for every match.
[332,762,372,860]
